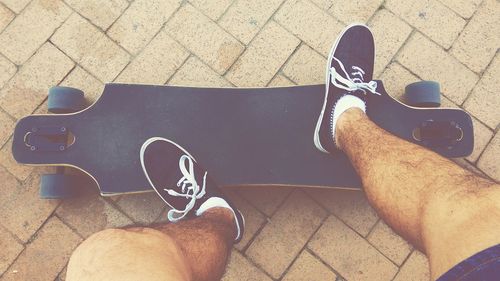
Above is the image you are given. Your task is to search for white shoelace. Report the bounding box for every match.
[165,155,207,222]
[330,57,380,96]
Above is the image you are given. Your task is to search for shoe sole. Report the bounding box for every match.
[313,23,373,153]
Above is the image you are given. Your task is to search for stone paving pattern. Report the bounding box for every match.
[0,0,498,280]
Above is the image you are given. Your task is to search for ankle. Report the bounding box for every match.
[203,207,237,238]
[203,207,235,223]
[335,108,366,149]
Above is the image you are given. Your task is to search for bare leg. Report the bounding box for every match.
[66,208,235,281]
[336,108,500,279]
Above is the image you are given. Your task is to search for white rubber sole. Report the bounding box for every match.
[313,23,372,153]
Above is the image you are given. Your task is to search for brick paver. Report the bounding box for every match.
[60,66,104,103]
[0,55,15,89]
[393,251,431,281]
[478,132,500,181]
[0,43,74,119]
[107,0,181,55]
[282,250,338,280]
[189,0,233,21]
[116,29,189,84]
[0,1,498,280]
[168,56,232,87]
[385,0,465,49]
[56,188,133,238]
[274,0,344,56]
[0,109,14,147]
[0,0,71,65]
[329,0,383,24]
[65,0,128,30]
[0,170,59,242]
[219,0,285,44]
[0,217,81,281]
[282,44,326,84]
[246,190,327,278]
[367,221,413,265]
[450,0,500,73]
[397,32,478,105]
[379,62,420,101]
[308,189,379,236]
[463,54,500,130]
[268,73,295,87]
[0,0,30,14]
[0,4,14,33]
[0,225,23,276]
[309,215,398,281]
[0,139,33,181]
[237,186,293,217]
[439,0,482,18]
[226,21,299,87]
[221,250,272,281]
[114,192,167,224]
[368,9,412,78]
[166,4,244,74]
[223,190,266,251]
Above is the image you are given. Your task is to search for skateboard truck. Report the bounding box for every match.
[24,126,74,152]
[412,120,463,149]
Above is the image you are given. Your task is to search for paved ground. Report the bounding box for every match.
[0,0,498,280]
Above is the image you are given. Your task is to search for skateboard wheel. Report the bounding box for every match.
[404,81,441,108]
[48,86,85,114]
[40,174,81,199]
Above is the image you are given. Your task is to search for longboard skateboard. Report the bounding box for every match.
[12,81,473,198]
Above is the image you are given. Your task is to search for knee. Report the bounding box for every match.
[67,228,192,281]
[422,186,500,242]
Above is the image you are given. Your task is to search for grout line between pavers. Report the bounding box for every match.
[235,188,297,256]
[275,207,330,280]
[162,39,236,87]
[102,194,147,225]
[238,212,268,254]
[304,245,348,281]
[110,0,187,83]
[0,229,24,280]
[0,0,34,39]
[134,1,244,83]
[105,0,132,33]
[234,246,279,280]
[365,217,381,238]
[436,0,482,21]
[215,0,238,24]
[383,2,463,54]
[183,1,248,50]
[390,30,479,106]
[61,0,124,34]
[241,186,295,219]
[0,188,63,277]
[364,225,410,268]
[54,213,86,240]
[222,0,296,79]
[163,53,193,85]
[47,10,135,83]
[389,249,417,281]
[459,52,499,109]
[2,0,73,67]
[263,35,303,87]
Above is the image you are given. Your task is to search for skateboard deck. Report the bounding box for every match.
[12,81,473,195]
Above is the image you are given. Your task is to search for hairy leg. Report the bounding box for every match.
[66,208,235,281]
[336,108,500,279]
